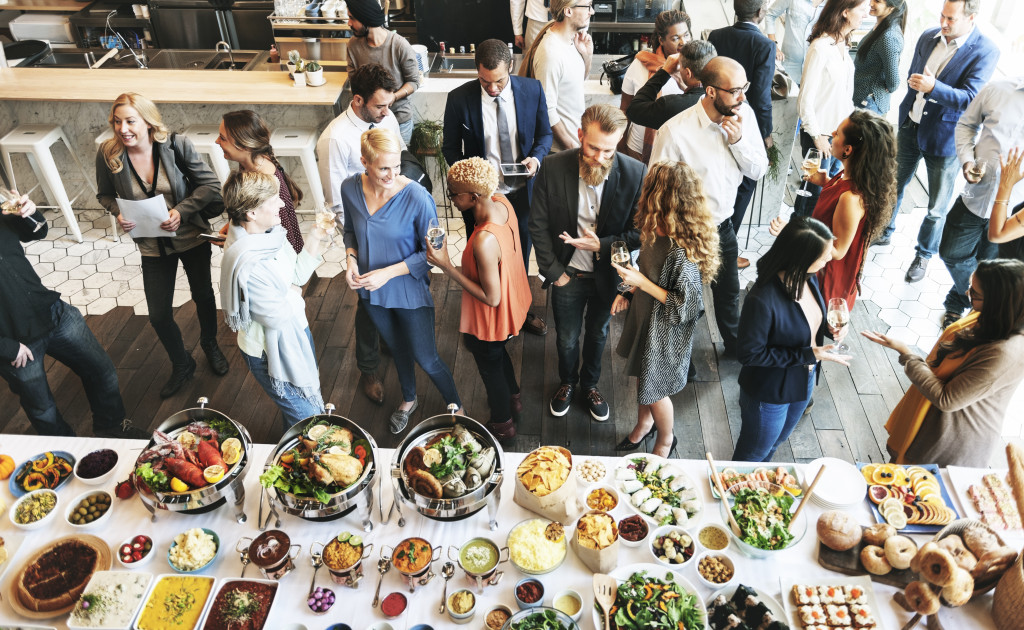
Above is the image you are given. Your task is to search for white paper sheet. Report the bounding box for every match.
[116,196,175,238]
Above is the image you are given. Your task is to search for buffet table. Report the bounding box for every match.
[0,433,1005,630]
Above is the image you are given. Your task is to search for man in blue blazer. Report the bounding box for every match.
[708,0,776,263]
[878,0,998,283]
[443,38,554,335]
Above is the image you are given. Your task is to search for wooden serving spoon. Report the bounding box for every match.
[706,452,742,537]
[593,573,618,630]
[789,464,827,532]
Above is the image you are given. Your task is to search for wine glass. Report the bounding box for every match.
[314,205,337,247]
[827,298,851,354]
[0,189,44,232]
[961,159,988,199]
[611,240,632,293]
[427,217,445,250]
[795,149,822,198]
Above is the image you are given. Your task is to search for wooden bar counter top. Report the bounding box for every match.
[0,0,93,11]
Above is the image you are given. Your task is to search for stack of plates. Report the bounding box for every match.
[803,457,867,510]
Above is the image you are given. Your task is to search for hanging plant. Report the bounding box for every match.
[410,120,447,173]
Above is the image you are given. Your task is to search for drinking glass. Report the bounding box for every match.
[827,298,851,354]
[0,189,44,232]
[795,149,822,198]
[314,206,336,247]
[427,217,445,250]
[961,159,988,199]
[611,240,632,293]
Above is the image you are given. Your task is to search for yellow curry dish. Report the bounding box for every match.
[392,537,434,575]
[136,575,214,630]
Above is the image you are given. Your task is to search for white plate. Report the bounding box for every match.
[615,454,703,529]
[803,457,867,509]
[946,466,1024,540]
[706,583,787,629]
[592,563,708,630]
[67,570,154,630]
[779,575,886,630]
[0,530,27,582]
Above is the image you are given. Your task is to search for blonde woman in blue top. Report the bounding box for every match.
[342,128,462,433]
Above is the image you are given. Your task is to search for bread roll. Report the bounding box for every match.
[817,510,862,551]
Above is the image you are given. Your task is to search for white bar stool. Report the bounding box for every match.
[181,125,232,184]
[270,127,324,212]
[93,128,120,242]
[1,124,96,243]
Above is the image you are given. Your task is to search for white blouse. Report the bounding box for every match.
[798,36,855,138]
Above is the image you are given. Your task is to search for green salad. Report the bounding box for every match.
[730,487,795,550]
[606,570,703,630]
[511,608,573,630]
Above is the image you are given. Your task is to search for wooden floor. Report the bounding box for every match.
[0,273,909,464]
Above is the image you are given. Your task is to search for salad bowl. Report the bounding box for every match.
[718,481,806,559]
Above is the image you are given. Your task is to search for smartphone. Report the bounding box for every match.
[500,163,530,176]
[199,233,226,243]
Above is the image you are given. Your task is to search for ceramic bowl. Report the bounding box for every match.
[514,577,545,610]
[167,527,220,573]
[482,605,513,630]
[64,489,113,529]
[73,448,119,486]
[582,484,619,512]
[552,588,584,622]
[696,523,731,551]
[447,588,477,624]
[694,550,737,590]
[649,525,697,568]
[9,489,59,531]
[117,534,156,568]
[617,515,650,548]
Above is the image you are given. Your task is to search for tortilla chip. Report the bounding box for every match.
[517,447,571,497]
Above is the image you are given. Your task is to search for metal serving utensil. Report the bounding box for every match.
[371,557,391,608]
[309,546,324,594]
[438,562,455,614]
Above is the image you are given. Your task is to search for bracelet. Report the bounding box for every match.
[994,199,1009,204]
[347,253,357,260]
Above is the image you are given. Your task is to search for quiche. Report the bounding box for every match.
[17,539,101,612]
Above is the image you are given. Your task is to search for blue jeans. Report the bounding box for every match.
[882,121,959,258]
[733,366,816,462]
[0,300,125,436]
[551,274,615,390]
[362,302,461,407]
[940,197,998,315]
[792,131,842,217]
[860,94,883,115]
[398,118,414,146]
[241,328,324,428]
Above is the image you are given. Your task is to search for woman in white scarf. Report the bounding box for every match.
[220,171,328,429]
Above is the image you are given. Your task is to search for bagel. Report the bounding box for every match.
[971,546,1018,582]
[403,446,427,479]
[937,535,977,572]
[911,541,939,574]
[920,548,957,587]
[963,526,1001,558]
[884,535,917,570]
[863,522,896,547]
[860,544,893,575]
[408,468,443,499]
[817,510,863,551]
[940,567,974,607]
[904,581,941,616]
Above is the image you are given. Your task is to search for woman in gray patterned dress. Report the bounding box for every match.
[611,161,721,457]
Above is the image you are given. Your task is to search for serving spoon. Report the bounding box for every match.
[372,557,391,608]
[438,562,455,614]
[706,452,742,537]
[789,464,827,532]
[309,546,324,595]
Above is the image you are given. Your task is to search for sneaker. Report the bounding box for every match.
[584,387,610,421]
[942,311,962,330]
[549,384,574,416]
[389,398,419,434]
[95,418,151,440]
[871,235,891,247]
[802,397,815,416]
[905,255,928,283]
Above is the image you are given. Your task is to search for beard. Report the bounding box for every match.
[352,25,368,37]
[579,152,612,186]
[712,93,738,117]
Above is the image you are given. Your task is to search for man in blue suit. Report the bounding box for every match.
[443,38,554,335]
[878,0,998,283]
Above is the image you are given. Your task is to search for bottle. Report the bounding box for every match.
[269,44,280,63]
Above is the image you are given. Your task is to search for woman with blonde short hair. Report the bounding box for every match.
[342,128,462,433]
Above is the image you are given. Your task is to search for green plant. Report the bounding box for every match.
[410,119,447,171]
[288,49,302,65]
[765,141,783,183]
[305,60,322,72]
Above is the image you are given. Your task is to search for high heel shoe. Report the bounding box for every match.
[654,436,679,458]
[616,426,657,451]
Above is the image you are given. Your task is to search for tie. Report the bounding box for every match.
[495,97,515,166]
[369,123,375,129]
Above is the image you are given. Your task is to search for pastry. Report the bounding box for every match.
[860,545,892,575]
[940,567,974,607]
[920,548,957,587]
[937,535,977,572]
[963,525,1001,557]
[17,539,100,612]
[971,546,1018,582]
[884,535,917,570]
[862,523,896,547]
[910,541,939,574]
[817,510,862,551]
[904,581,941,616]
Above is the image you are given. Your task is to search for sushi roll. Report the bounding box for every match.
[682,498,702,515]
[743,602,770,628]
[621,479,643,494]
[671,507,690,527]
[616,467,637,482]
[677,488,699,501]
[668,474,693,492]
[640,496,664,514]
[658,464,683,480]
[711,603,739,628]
[731,585,759,610]
[653,503,673,523]
[631,486,653,507]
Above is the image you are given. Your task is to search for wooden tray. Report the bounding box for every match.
[6,534,112,619]
[816,526,914,589]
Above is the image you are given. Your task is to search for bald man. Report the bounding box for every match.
[650,57,767,357]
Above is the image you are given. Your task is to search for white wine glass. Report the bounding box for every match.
[795,148,822,198]
[827,297,851,354]
[427,217,445,250]
[611,240,632,293]
[0,189,44,232]
[314,206,337,247]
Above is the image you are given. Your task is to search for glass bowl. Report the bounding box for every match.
[507,518,567,575]
[718,480,806,559]
[501,606,579,630]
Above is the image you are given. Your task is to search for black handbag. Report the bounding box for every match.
[600,54,635,95]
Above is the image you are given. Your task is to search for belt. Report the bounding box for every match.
[565,266,595,279]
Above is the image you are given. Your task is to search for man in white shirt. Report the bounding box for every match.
[937,77,1024,328]
[315,63,405,407]
[522,0,594,151]
[650,57,768,357]
[510,0,551,52]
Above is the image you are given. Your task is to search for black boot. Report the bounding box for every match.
[160,356,197,398]
[201,340,229,376]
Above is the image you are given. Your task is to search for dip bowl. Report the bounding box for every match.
[448,537,508,592]
[237,529,301,580]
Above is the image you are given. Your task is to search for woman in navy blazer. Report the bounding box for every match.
[733,217,850,462]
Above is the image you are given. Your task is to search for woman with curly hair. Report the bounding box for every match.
[611,161,720,457]
[772,109,896,308]
[863,259,1024,466]
[426,157,532,440]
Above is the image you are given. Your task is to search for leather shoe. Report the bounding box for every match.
[160,356,196,399]
[737,256,751,269]
[871,235,891,247]
[487,417,517,440]
[200,340,229,376]
[360,372,384,405]
[95,418,151,440]
[616,426,656,451]
[802,397,814,416]
[510,393,523,417]
[523,312,548,336]
[389,398,418,434]
[905,255,928,283]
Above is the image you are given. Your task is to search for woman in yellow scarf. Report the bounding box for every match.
[862,259,1024,467]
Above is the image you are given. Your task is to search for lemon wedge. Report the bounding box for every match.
[307,425,330,441]
[220,438,242,465]
[203,465,226,484]
[169,477,189,492]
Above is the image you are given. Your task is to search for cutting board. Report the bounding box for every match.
[817,526,915,589]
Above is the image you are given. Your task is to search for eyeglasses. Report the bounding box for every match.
[710,82,751,97]
[446,189,472,200]
[574,2,596,11]
[968,286,984,303]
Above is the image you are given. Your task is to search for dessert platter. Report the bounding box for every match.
[781,576,883,630]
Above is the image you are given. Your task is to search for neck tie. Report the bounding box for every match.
[369,123,375,130]
[495,97,515,166]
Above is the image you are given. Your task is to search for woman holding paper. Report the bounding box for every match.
[96,92,229,399]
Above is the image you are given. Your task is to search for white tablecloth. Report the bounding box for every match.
[0,434,1001,630]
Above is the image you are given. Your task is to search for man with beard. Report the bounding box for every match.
[530,104,646,421]
[346,0,420,144]
[520,0,594,151]
[650,57,767,358]
[315,63,405,407]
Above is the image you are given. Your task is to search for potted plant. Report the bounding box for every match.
[293,59,306,87]
[287,49,301,75]
[305,60,324,86]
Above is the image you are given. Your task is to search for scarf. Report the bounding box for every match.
[633,47,667,164]
[219,224,322,403]
[885,311,979,464]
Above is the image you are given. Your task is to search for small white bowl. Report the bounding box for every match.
[694,550,737,590]
[65,489,113,529]
[696,523,731,551]
[483,605,513,630]
[618,515,650,548]
[447,588,477,624]
[168,527,220,573]
[366,623,393,630]
[9,489,59,530]
[552,588,583,622]
[73,448,119,486]
[116,534,155,568]
[582,483,619,512]
[649,525,697,568]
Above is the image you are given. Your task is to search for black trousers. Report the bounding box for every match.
[355,299,381,375]
[463,333,520,424]
[731,176,758,233]
[711,220,740,352]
